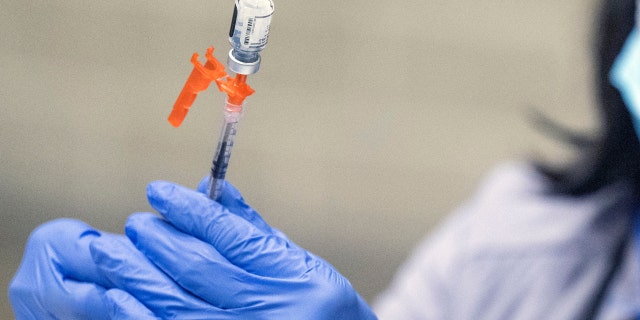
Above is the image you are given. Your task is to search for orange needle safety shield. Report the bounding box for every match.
[168,47,255,127]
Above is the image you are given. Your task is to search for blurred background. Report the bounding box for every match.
[1,0,601,315]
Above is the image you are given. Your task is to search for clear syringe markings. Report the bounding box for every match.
[209,100,241,200]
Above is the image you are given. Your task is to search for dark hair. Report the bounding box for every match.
[537,0,640,196]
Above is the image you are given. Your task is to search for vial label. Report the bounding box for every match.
[239,14,272,48]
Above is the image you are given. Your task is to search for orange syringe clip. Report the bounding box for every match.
[168,47,228,127]
[215,74,255,106]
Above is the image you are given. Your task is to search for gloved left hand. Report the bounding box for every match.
[89,179,378,319]
[9,219,157,319]
[9,219,111,319]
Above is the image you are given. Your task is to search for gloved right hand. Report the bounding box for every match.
[89,179,378,319]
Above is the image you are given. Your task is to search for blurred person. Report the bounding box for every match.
[8,0,640,318]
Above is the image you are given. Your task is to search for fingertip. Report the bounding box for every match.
[124,212,161,244]
[215,183,274,235]
[146,180,160,196]
[104,289,157,319]
[124,213,159,246]
[147,180,207,218]
[216,181,251,213]
[146,181,173,213]
[124,224,139,247]
[197,176,210,194]
[88,234,114,264]
[219,180,244,203]
[29,218,99,246]
[149,182,215,224]
[89,233,132,269]
[125,212,157,227]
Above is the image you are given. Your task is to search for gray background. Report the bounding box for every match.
[1,0,601,316]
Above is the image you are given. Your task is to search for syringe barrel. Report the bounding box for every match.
[208,99,243,200]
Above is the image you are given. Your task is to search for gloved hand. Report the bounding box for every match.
[8,219,156,319]
[89,179,378,319]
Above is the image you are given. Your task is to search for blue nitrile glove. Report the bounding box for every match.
[89,179,378,319]
[8,218,156,320]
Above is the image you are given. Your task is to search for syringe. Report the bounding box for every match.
[168,0,273,201]
[208,0,273,200]
[207,75,252,200]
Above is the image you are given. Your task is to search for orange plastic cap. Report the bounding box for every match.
[168,47,228,127]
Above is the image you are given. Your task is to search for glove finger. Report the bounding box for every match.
[9,218,112,319]
[197,175,210,194]
[103,289,158,320]
[147,180,309,278]
[125,213,266,308]
[202,179,295,243]
[90,232,220,319]
[197,177,277,236]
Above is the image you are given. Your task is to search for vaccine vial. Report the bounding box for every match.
[227,0,274,75]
